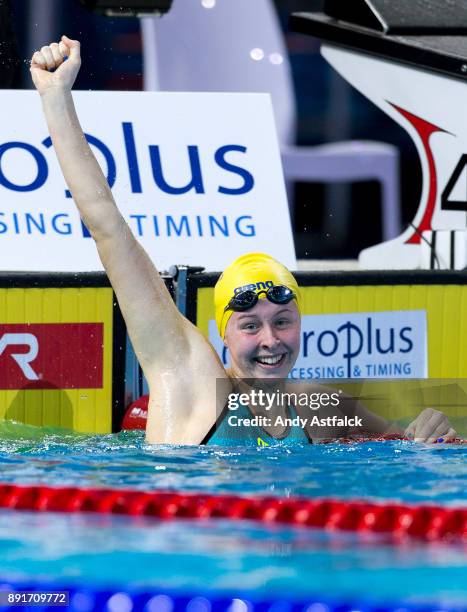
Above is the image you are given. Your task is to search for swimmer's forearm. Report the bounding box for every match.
[350,401,404,437]
[41,87,187,370]
[382,421,404,436]
[41,88,122,240]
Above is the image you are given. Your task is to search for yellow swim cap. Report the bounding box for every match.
[214,252,301,338]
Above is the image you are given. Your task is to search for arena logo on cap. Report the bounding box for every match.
[233,280,274,294]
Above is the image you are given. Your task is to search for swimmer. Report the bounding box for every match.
[30,37,457,445]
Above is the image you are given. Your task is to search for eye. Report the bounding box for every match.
[241,321,258,331]
[275,318,290,327]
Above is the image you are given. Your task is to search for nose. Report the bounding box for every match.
[259,323,281,349]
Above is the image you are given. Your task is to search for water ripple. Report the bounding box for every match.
[0,422,465,504]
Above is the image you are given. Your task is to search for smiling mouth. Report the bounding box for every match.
[254,353,286,367]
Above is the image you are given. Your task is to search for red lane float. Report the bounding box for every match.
[0,484,465,542]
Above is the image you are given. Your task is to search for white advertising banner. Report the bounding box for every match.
[0,90,295,272]
[209,310,428,379]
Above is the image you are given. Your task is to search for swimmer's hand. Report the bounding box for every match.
[30,35,81,96]
[404,408,456,443]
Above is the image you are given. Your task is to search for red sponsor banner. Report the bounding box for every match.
[0,323,103,390]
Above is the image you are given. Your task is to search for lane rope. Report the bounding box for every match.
[0,483,465,542]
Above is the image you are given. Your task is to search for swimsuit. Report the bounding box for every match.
[203,402,310,446]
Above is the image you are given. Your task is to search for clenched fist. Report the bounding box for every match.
[30,35,81,96]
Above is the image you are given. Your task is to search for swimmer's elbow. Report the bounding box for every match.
[79,198,126,243]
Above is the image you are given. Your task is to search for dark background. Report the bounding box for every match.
[1,0,421,259]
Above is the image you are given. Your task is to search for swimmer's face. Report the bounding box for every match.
[224,299,300,379]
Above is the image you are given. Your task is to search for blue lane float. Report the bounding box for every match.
[0,581,464,612]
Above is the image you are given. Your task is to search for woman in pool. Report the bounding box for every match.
[30,37,457,445]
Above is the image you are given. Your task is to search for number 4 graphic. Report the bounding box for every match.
[441,154,467,224]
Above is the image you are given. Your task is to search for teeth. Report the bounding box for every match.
[257,355,283,365]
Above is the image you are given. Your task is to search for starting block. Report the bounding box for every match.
[291,0,467,270]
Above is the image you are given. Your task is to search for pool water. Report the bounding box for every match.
[0,422,465,606]
[1,512,466,604]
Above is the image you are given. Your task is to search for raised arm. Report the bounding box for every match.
[30,37,228,443]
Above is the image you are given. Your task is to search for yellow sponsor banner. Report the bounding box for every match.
[196,281,467,378]
[193,273,467,428]
[0,279,119,434]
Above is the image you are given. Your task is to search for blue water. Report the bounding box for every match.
[0,422,465,605]
[0,511,466,605]
[0,423,465,504]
